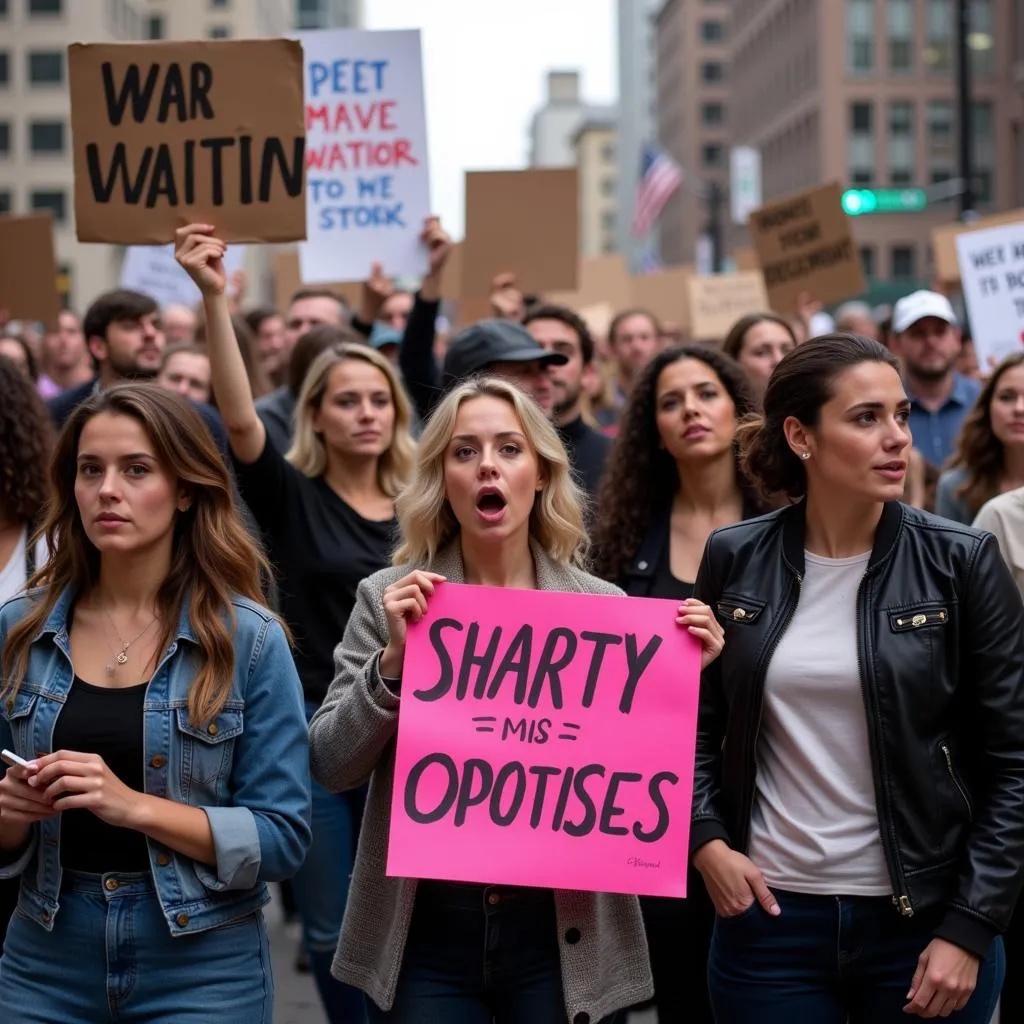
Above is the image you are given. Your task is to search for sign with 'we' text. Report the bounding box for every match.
[68,40,307,244]
[387,584,701,897]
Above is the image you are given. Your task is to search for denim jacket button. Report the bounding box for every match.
[207,724,219,737]
[157,853,172,867]
[104,878,119,892]
[150,755,166,769]
[176,913,189,927]
[41,910,50,922]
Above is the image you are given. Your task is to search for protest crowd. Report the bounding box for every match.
[1,25,1024,1024]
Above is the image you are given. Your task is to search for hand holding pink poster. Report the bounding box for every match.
[387,583,702,897]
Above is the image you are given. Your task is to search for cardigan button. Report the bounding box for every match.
[573,1014,590,1024]
[637,560,649,571]
[564,927,581,944]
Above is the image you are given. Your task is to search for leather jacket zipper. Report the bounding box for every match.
[855,569,914,917]
[941,743,973,817]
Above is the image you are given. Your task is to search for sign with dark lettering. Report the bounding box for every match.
[68,40,307,244]
[0,214,61,330]
[747,182,866,314]
[387,583,701,897]
[298,29,430,283]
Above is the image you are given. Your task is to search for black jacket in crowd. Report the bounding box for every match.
[691,499,1024,959]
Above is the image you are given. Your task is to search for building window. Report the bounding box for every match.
[28,51,63,85]
[928,99,954,141]
[0,52,8,86]
[207,24,230,38]
[209,0,229,6]
[601,142,615,163]
[972,100,995,204]
[701,20,725,43]
[702,102,725,126]
[702,143,724,168]
[930,168,954,184]
[892,245,916,279]
[0,190,10,214]
[601,177,616,197]
[700,62,724,83]
[30,120,64,154]
[847,0,875,74]
[28,0,62,13]
[860,246,876,279]
[848,101,875,185]
[147,15,164,38]
[602,211,616,231]
[888,101,915,187]
[969,0,995,76]
[31,189,66,224]
[887,0,914,72]
[0,121,8,155]
[925,0,954,73]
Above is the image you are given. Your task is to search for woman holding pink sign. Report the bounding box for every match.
[309,376,725,1024]
[691,333,1024,1023]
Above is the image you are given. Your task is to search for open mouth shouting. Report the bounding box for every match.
[475,486,509,524]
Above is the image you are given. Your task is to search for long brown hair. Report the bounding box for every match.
[0,354,54,526]
[2,385,272,727]
[948,352,1024,517]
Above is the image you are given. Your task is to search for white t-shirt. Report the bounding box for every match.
[0,527,47,606]
[747,549,891,896]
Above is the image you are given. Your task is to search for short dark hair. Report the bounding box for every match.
[287,324,358,397]
[609,308,660,348]
[738,332,900,500]
[521,304,595,364]
[722,313,798,361]
[242,307,280,335]
[82,289,158,344]
[288,288,348,313]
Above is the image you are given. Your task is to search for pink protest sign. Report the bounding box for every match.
[386,583,701,897]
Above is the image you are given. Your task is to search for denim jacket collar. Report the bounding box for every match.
[37,586,198,646]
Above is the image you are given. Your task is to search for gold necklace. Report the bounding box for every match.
[102,610,158,677]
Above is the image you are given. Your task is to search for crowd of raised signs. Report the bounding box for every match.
[0,208,1022,1024]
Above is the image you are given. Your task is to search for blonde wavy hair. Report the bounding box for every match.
[286,343,415,497]
[393,377,588,567]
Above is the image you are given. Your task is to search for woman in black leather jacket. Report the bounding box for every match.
[692,333,1024,1023]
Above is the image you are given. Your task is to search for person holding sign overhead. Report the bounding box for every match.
[690,334,1024,1022]
[308,375,725,1023]
[176,223,415,1024]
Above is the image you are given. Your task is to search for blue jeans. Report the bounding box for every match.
[293,699,367,1023]
[0,871,272,1023]
[708,888,1005,1023]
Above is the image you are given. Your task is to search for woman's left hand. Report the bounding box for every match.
[904,938,980,1017]
[28,751,144,830]
[677,599,725,671]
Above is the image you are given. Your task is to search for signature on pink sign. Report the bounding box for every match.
[386,583,702,898]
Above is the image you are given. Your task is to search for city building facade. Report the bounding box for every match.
[572,112,619,257]
[529,71,591,168]
[294,0,364,30]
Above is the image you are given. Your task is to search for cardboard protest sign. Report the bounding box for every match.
[272,249,363,313]
[687,271,769,341]
[462,169,579,297]
[388,584,701,897]
[955,220,1024,370]
[119,243,245,310]
[0,214,62,329]
[933,209,1024,284]
[299,29,430,284]
[548,254,633,313]
[748,182,865,313]
[629,265,694,331]
[68,40,306,244]
[732,247,760,272]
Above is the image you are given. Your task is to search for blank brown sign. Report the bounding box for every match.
[461,169,579,297]
[68,39,307,244]
[0,214,61,330]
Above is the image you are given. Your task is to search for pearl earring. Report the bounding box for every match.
[799,452,811,461]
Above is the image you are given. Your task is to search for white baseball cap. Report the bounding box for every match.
[891,290,958,334]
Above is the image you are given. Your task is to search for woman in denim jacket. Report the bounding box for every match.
[0,384,311,1023]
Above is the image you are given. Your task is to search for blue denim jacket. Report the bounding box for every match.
[0,587,312,936]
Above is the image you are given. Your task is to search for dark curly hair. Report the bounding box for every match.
[0,354,54,526]
[947,352,1024,517]
[738,332,899,501]
[592,346,759,583]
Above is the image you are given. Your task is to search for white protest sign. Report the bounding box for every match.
[119,244,245,310]
[955,221,1024,370]
[298,29,430,285]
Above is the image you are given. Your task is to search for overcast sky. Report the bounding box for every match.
[365,0,618,239]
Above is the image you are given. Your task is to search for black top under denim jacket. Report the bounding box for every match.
[691,499,1024,960]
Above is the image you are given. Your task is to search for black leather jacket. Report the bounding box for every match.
[692,500,1024,958]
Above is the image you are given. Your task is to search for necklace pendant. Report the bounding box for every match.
[116,651,129,665]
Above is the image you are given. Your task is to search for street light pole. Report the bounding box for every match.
[705,180,724,273]
[955,0,976,220]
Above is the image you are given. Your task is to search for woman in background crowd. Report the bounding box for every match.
[936,353,1024,524]
[0,334,38,383]
[309,375,725,1022]
[693,334,1022,1023]
[177,223,415,1024]
[592,345,761,1024]
[722,314,797,407]
[0,385,310,1022]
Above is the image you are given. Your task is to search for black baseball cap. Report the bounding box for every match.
[442,319,567,387]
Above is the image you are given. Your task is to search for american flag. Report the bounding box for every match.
[631,143,684,239]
